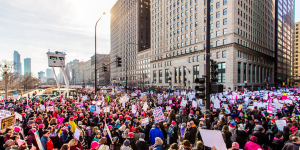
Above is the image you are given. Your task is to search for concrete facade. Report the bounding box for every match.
[150,0,276,90]
[137,48,151,88]
[295,22,300,85]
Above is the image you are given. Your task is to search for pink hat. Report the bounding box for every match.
[73,115,78,118]
[109,116,112,118]
[91,141,99,149]
[69,117,74,121]
[126,116,131,120]
[119,115,123,119]
[38,124,44,129]
[172,121,176,125]
[190,110,194,114]
[14,126,21,132]
[128,132,134,138]
[108,125,112,130]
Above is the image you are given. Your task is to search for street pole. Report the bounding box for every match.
[95,12,106,93]
[5,73,7,100]
[274,0,278,89]
[205,1,211,129]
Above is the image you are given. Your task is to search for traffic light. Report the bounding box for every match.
[116,56,122,67]
[210,60,218,83]
[103,64,108,72]
[195,78,205,99]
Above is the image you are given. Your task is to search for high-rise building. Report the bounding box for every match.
[91,54,111,85]
[24,58,31,75]
[110,0,151,86]
[13,51,21,75]
[38,71,45,83]
[294,22,300,85]
[276,0,295,86]
[150,0,278,90]
[46,68,54,79]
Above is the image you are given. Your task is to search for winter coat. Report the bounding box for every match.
[283,126,290,141]
[59,132,69,147]
[27,133,38,148]
[229,126,236,142]
[41,136,49,150]
[224,131,232,148]
[135,139,149,150]
[244,141,262,150]
[70,142,83,150]
[282,142,300,150]
[149,127,164,145]
[272,138,284,150]
[153,145,163,150]
[235,130,247,148]
[169,126,178,145]
[183,126,197,145]
[254,132,270,146]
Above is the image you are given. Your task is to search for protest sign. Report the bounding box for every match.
[141,118,149,126]
[181,100,187,106]
[152,107,165,123]
[275,120,286,131]
[15,113,22,121]
[131,93,137,97]
[272,108,277,114]
[199,129,227,150]
[132,105,137,113]
[237,105,242,110]
[74,127,81,140]
[40,105,45,110]
[34,131,43,150]
[0,115,15,130]
[47,106,54,112]
[223,104,231,114]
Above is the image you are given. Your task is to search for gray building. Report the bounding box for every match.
[38,71,45,83]
[46,68,54,79]
[24,58,31,76]
[13,51,21,76]
[110,0,151,86]
[150,0,279,90]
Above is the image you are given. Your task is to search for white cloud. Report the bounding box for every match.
[0,0,117,76]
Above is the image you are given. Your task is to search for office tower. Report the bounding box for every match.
[91,54,111,85]
[276,0,295,86]
[294,21,300,85]
[24,58,31,75]
[46,68,54,79]
[110,0,151,86]
[38,71,45,83]
[150,0,280,90]
[13,51,21,75]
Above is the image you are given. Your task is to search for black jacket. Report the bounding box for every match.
[254,132,270,146]
[135,140,149,150]
[272,139,284,150]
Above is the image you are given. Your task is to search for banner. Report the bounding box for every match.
[47,106,54,112]
[141,118,149,126]
[152,107,165,123]
[34,131,44,150]
[0,115,15,130]
[74,127,81,141]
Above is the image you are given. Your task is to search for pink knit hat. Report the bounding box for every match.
[14,126,21,132]
[38,124,44,129]
[91,141,99,149]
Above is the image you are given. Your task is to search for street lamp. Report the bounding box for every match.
[3,65,9,100]
[95,12,106,93]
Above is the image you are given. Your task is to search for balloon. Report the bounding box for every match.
[89,105,95,112]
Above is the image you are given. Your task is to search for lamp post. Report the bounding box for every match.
[95,12,106,93]
[3,65,9,100]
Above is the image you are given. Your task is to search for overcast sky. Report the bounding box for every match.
[0,0,300,77]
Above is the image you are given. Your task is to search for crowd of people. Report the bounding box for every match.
[0,87,300,150]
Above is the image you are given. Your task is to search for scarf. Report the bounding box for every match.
[182,145,191,150]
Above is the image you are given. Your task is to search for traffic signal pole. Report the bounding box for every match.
[205,1,211,129]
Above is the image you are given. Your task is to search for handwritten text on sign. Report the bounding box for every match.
[152,107,165,123]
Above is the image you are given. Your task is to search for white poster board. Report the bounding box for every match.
[275,120,286,131]
[199,129,227,150]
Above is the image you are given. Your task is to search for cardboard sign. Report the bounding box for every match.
[0,115,15,130]
[275,120,286,131]
[152,107,165,123]
[141,118,149,126]
[34,131,43,150]
[74,127,81,140]
[0,110,12,118]
[47,106,54,112]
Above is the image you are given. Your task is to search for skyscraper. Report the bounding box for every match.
[150,0,277,90]
[294,22,299,85]
[46,68,54,79]
[13,51,21,75]
[24,58,31,75]
[110,0,151,86]
[276,0,295,86]
[38,71,45,83]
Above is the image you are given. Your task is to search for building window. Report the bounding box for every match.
[179,68,182,83]
[184,67,187,85]
[216,41,220,46]
[216,30,220,37]
[193,56,195,62]
[222,51,226,57]
[197,56,200,61]
[216,2,220,8]
[218,62,226,83]
[243,63,246,82]
[175,68,178,83]
[216,11,220,18]
[248,64,251,83]
[238,62,241,83]
[253,65,255,83]
[216,21,220,27]
[223,28,227,35]
[193,65,200,82]
[223,9,227,15]
[223,18,227,25]
[159,70,162,83]
[223,0,227,5]
[223,39,227,45]
[257,66,260,83]
[189,57,191,63]
[153,70,157,83]
[165,69,169,83]
[217,52,220,58]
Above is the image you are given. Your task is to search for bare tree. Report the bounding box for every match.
[0,60,21,90]
[20,74,39,91]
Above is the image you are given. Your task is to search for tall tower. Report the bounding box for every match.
[24,58,31,76]
[13,51,21,76]
[110,0,151,86]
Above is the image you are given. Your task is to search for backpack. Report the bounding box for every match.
[167,126,174,137]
